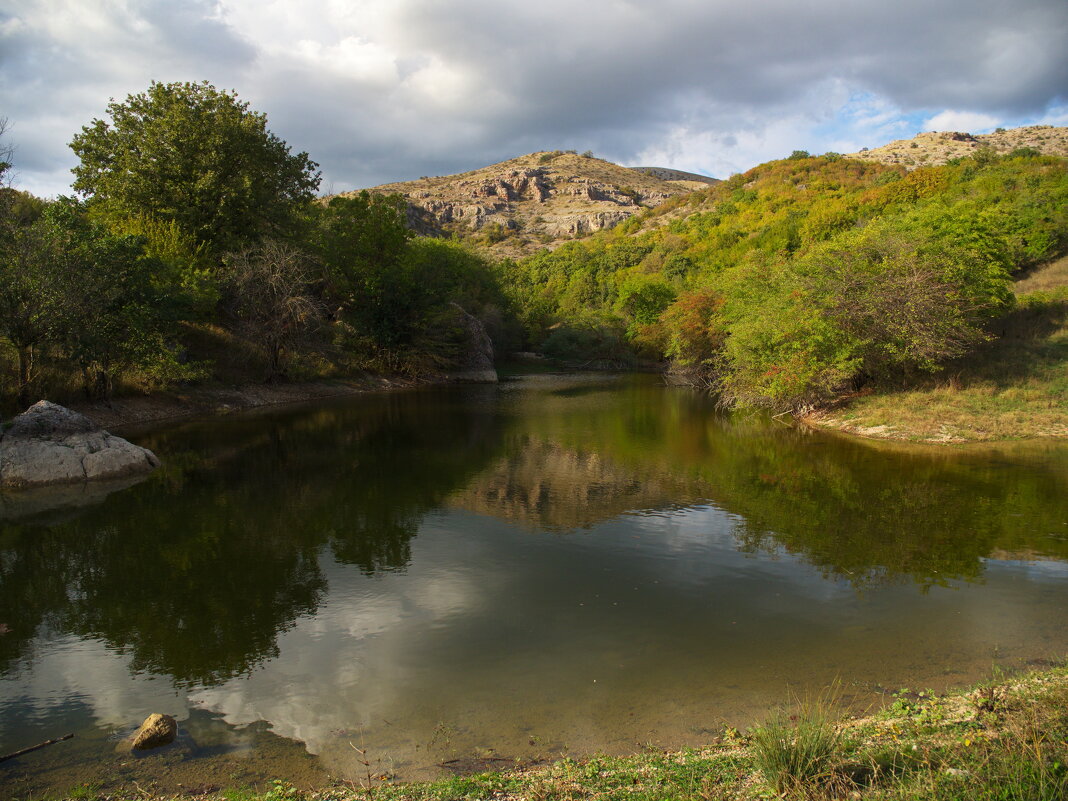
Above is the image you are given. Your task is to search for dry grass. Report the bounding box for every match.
[810,261,1068,443]
[1015,254,1068,295]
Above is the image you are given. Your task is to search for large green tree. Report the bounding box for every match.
[69,81,321,261]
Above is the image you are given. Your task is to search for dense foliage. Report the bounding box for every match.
[69,81,321,262]
[503,150,1068,408]
[0,84,506,409]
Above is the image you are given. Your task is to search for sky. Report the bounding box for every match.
[1,0,1066,198]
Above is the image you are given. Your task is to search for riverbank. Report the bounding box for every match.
[33,664,1067,801]
[63,375,421,432]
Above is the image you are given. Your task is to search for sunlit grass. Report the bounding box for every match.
[816,276,1068,442]
[749,687,852,798]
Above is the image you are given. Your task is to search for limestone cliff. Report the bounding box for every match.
[346,152,714,257]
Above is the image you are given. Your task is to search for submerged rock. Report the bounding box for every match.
[0,474,150,523]
[130,713,178,751]
[0,401,160,489]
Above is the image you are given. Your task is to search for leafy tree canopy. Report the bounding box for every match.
[69,81,321,261]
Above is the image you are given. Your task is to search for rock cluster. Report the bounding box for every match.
[0,401,160,489]
[846,124,1068,169]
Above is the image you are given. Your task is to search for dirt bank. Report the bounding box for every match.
[66,375,421,432]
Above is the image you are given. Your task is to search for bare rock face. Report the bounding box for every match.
[130,713,177,751]
[350,152,711,256]
[0,401,160,489]
[448,303,498,383]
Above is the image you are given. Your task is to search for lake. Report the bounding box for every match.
[2,374,1067,796]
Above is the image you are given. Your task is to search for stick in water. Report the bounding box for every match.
[0,733,74,764]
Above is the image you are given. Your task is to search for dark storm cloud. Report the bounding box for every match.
[1,0,1064,196]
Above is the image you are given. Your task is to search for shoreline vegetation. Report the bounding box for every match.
[27,663,1068,801]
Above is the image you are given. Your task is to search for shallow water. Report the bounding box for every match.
[2,374,1067,796]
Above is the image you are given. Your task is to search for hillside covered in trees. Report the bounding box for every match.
[1,81,1065,435]
[502,147,1068,414]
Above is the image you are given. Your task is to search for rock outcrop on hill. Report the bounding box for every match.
[846,125,1068,169]
[0,401,160,489]
[349,152,715,257]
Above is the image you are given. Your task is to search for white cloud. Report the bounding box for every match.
[924,110,1002,133]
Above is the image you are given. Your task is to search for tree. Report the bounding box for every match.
[0,219,63,406]
[309,191,412,325]
[44,201,181,399]
[0,117,12,188]
[69,81,320,262]
[224,240,323,380]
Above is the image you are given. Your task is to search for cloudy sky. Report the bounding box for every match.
[1,0,1066,198]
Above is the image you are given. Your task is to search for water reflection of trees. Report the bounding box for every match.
[457,378,1068,588]
[0,390,502,683]
[2,379,1066,688]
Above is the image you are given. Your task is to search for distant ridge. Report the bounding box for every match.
[846,125,1068,169]
[630,166,720,185]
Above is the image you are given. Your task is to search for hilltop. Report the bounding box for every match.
[846,124,1068,169]
[347,151,714,257]
[630,165,721,188]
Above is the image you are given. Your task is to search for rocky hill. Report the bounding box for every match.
[846,124,1068,169]
[348,151,714,257]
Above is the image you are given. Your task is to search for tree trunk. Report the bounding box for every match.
[16,344,33,409]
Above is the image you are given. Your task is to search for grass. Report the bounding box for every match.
[748,687,851,798]
[29,665,1068,801]
[811,258,1068,443]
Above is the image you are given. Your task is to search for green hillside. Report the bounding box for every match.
[502,149,1068,419]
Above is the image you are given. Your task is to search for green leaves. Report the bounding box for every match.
[70,80,320,262]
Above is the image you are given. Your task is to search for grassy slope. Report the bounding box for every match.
[811,255,1068,443]
[48,665,1068,801]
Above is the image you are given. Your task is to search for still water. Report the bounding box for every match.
[2,374,1067,796]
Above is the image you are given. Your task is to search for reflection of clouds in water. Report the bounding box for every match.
[0,636,187,732]
[603,504,857,604]
[190,555,489,755]
[0,525,497,761]
[622,503,737,551]
[6,507,1066,774]
[984,557,1068,581]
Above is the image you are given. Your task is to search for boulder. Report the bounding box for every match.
[0,401,160,489]
[448,303,498,383]
[130,713,177,751]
